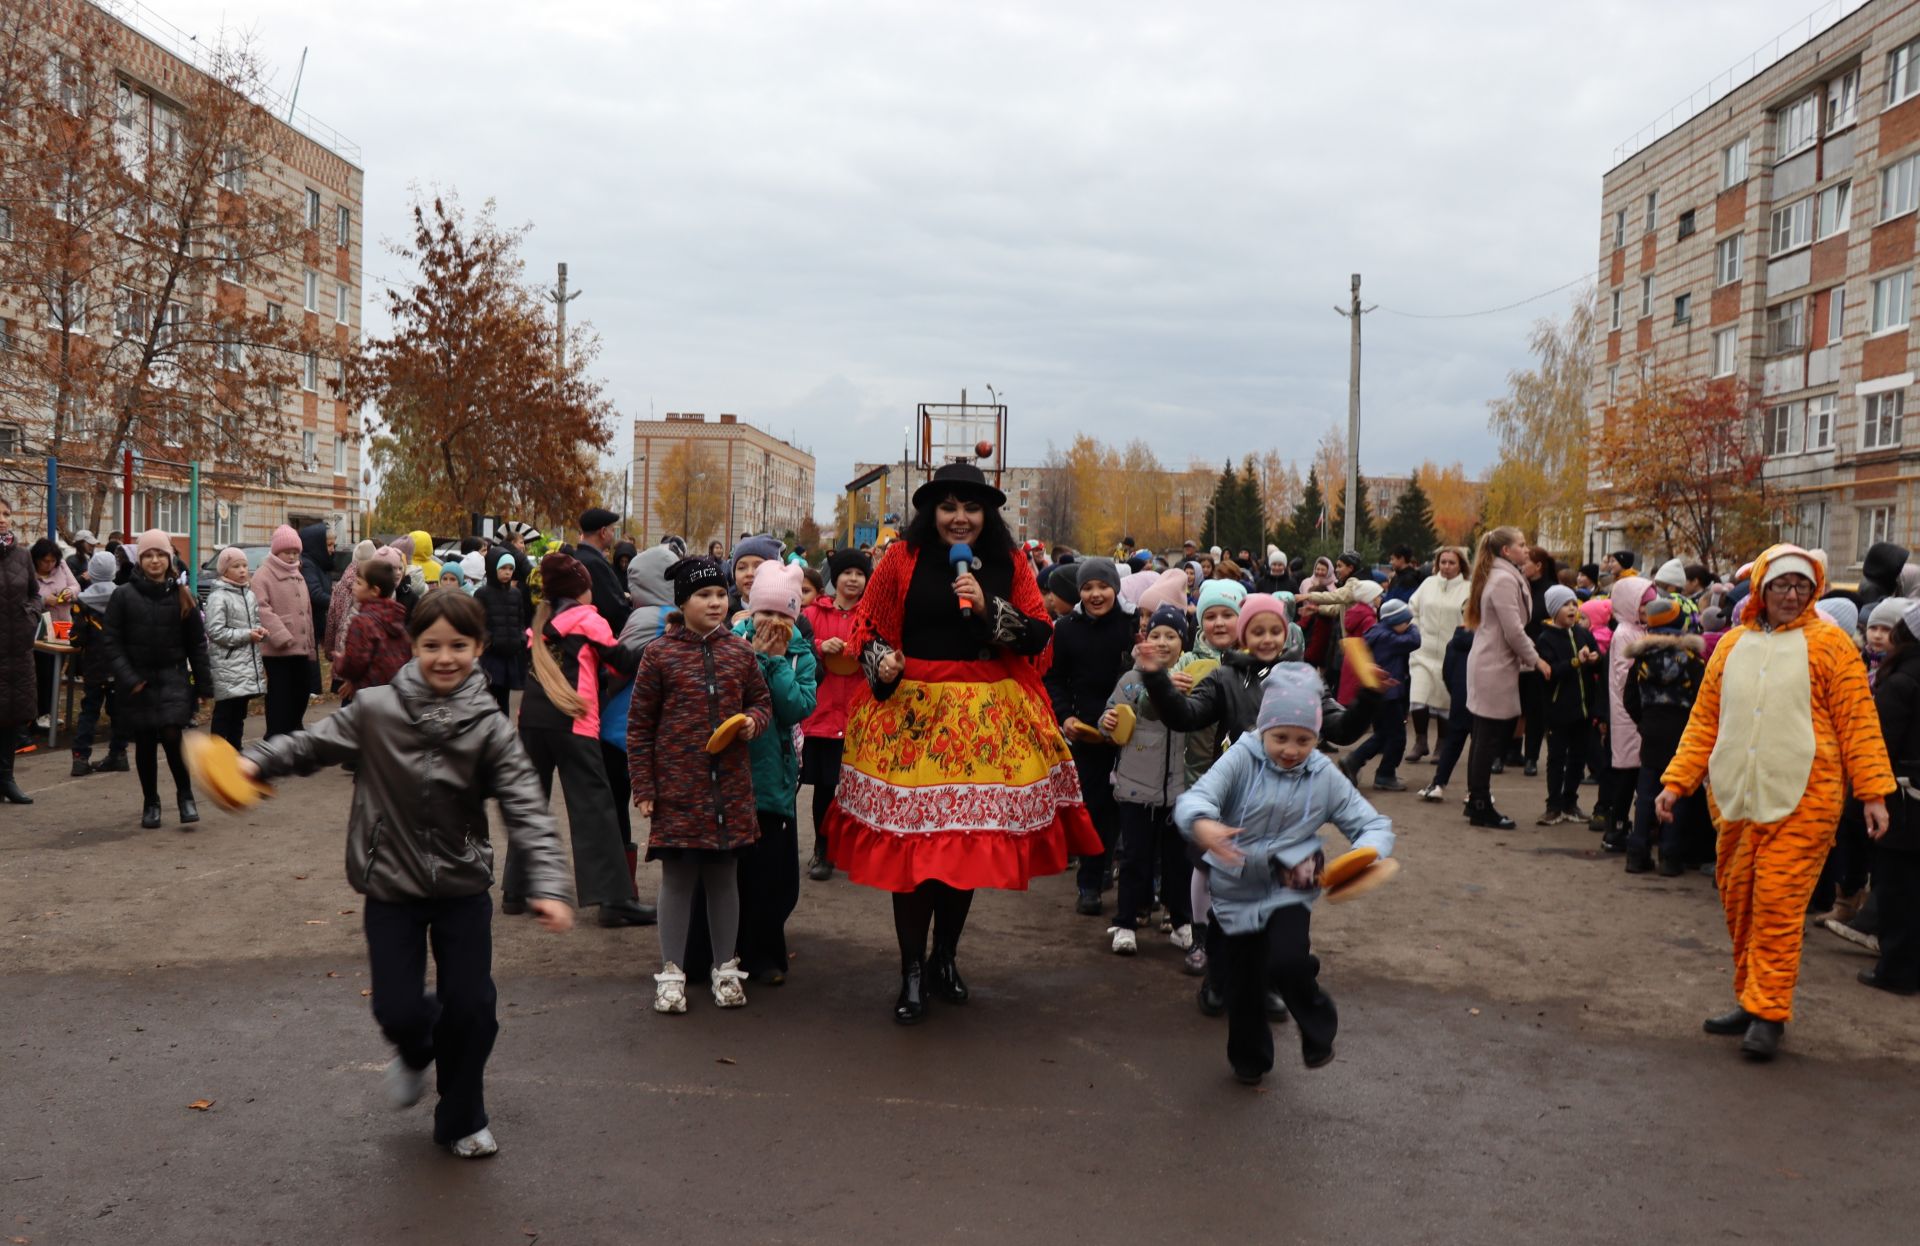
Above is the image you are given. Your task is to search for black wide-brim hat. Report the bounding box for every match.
[912,462,1007,511]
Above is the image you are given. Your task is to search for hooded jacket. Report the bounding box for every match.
[202,576,268,700]
[600,546,676,747]
[1859,540,1910,617]
[732,615,819,815]
[252,552,314,658]
[2,542,42,729]
[406,530,442,584]
[298,523,333,643]
[1362,617,1421,702]
[1173,739,1394,935]
[1622,630,1705,753]
[1606,576,1651,768]
[99,573,213,733]
[336,595,411,699]
[244,664,574,905]
[1535,621,1601,728]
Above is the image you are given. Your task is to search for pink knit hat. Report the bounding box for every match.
[746,561,803,620]
[1235,592,1289,644]
[373,546,407,571]
[270,524,301,555]
[136,528,172,558]
[1136,569,1189,615]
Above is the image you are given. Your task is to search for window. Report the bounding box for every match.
[1613,209,1626,249]
[217,145,246,193]
[1640,275,1654,318]
[214,501,243,547]
[336,205,350,248]
[1644,190,1658,233]
[1808,394,1835,450]
[305,188,322,230]
[217,232,242,284]
[153,491,186,533]
[302,352,318,392]
[1677,209,1696,240]
[335,283,350,324]
[1711,327,1739,377]
[1767,402,1801,455]
[1882,154,1920,221]
[1722,138,1749,189]
[114,286,147,339]
[303,270,318,313]
[1607,364,1620,403]
[267,381,283,409]
[1766,299,1805,354]
[1889,37,1920,108]
[218,341,244,371]
[1830,287,1847,340]
[1770,197,1813,254]
[1829,67,1860,131]
[156,300,183,349]
[1865,391,1905,449]
[267,302,282,324]
[1609,289,1622,330]
[0,318,14,353]
[1862,506,1898,562]
[1776,92,1819,156]
[0,205,11,240]
[46,282,87,335]
[333,434,347,475]
[302,430,317,467]
[1716,235,1743,285]
[1674,293,1692,324]
[0,424,19,455]
[1871,270,1911,333]
[1817,181,1851,239]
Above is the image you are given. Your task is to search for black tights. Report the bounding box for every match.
[892,881,974,969]
[811,783,835,858]
[135,727,191,804]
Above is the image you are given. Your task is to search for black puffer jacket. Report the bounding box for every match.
[1044,604,1136,727]
[1859,541,1911,618]
[1142,651,1376,756]
[1622,631,1705,754]
[1874,643,1920,853]
[0,542,36,729]
[99,574,212,732]
[299,523,333,642]
[474,577,531,654]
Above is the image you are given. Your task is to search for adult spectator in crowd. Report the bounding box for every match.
[575,507,631,635]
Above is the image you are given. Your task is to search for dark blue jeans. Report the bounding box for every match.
[72,682,127,756]
[1627,736,1683,859]
[1347,697,1408,782]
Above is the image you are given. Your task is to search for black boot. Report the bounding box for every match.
[927,941,969,1004]
[1703,1005,1756,1035]
[894,961,927,1025]
[1624,847,1653,874]
[95,750,129,773]
[598,899,658,927]
[1196,980,1227,1016]
[0,730,30,805]
[1468,795,1514,829]
[141,801,162,829]
[177,796,199,826]
[71,751,93,778]
[1740,1018,1784,1061]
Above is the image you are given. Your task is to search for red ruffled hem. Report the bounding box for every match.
[822,804,1102,894]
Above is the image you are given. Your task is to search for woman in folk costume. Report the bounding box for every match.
[822,463,1102,1025]
[1656,545,1893,1062]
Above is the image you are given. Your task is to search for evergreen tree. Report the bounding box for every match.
[1379,471,1439,558]
[1288,466,1329,555]
[1236,454,1265,554]
[1201,461,1239,551]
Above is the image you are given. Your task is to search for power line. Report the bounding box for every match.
[1374,272,1593,320]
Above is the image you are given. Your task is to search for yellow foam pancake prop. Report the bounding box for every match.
[822,653,861,677]
[1319,845,1379,891]
[1324,855,1400,904]
[1341,636,1383,691]
[1065,720,1106,744]
[1109,704,1137,745]
[706,713,751,754]
[183,729,272,811]
[1183,658,1219,681]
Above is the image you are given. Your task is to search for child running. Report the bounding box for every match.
[1174,664,1394,1084]
[1340,597,1420,791]
[237,589,576,1158]
[627,556,773,1013]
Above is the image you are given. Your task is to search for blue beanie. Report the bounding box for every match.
[1146,604,1191,648]
[730,535,784,567]
[1195,579,1247,618]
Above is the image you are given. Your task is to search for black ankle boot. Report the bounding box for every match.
[141,802,162,829]
[1740,1018,1784,1061]
[1468,796,1514,829]
[927,943,969,1004]
[177,796,200,826]
[0,733,29,805]
[894,961,927,1025]
[71,751,93,778]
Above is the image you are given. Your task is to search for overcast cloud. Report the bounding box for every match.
[147,0,1834,517]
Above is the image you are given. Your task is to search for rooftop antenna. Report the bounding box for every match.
[286,46,308,121]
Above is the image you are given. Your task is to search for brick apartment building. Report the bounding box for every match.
[1587,0,1920,573]
[0,0,364,550]
[630,413,815,549]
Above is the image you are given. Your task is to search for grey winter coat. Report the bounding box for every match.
[1106,667,1187,807]
[243,664,575,906]
[202,578,268,700]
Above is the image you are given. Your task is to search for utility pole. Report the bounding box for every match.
[1333,273,1375,554]
[549,263,581,373]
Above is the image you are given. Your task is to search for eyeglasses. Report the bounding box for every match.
[1764,579,1814,598]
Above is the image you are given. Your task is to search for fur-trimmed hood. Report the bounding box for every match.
[1626,631,1704,659]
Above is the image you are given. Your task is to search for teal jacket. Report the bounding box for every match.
[731,618,818,816]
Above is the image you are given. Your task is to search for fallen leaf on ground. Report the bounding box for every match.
[292,875,307,880]
[325,971,339,978]
[187,1099,213,1111]
[360,989,372,997]
[716,1057,736,1065]
[1469,1008,1481,1016]
[303,920,327,926]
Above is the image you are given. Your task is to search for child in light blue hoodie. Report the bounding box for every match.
[1175,664,1394,1084]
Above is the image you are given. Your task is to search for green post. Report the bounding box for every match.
[188,460,201,595]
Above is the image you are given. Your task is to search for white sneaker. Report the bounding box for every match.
[448,1126,498,1158]
[1417,783,1444,802]
[1108,927,1138,955]
[710,957,748,1008]
[384,1056,428,1110]
[1169,923,1194,952]
[653,963,688,1014]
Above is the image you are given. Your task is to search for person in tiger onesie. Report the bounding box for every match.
[1655,545,1893,1061]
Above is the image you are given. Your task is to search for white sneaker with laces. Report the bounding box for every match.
[448,1126,498,1158]
[654,963,688,1014]
[1169,923,1194,952]
[384,1056,428,1110]
[1417,783,1444,802]
[1108,926,1138,955]
[710,957,748,1008]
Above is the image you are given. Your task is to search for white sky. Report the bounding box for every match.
[139,0,1839,519]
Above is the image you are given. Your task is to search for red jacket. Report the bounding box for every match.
[336,596,411,701]
[1336,601,1379,706]
[801,595,861,739]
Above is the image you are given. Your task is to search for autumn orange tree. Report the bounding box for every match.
[350,194,614,529]
[650,440,727,548]
[1592,375,1775,570]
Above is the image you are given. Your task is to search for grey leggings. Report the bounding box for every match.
[658,857,739,969]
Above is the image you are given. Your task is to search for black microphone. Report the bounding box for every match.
[950,542,978,617]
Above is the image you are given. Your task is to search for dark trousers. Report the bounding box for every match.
[600,740,633,852]
[490,685,512,717]
[1221,906,1338,1078]
[262,656,311,738]
[1627,736,1682,858]
[736,811,800,976]
[508,726,629,909]
[805,737,844,861]
[1545,719,1590,813]
[1607,765,1639,831]
[134,727,191,804]
[1113,802,1193,932]
[1520,673,1547,763]
[1071,741,1120,895]
[362,892,498,1146]
[73,683,127,755]
[210,697,251,751]
[1431,716,1470,787]
[35,650,56,717]
[1467,715,1516,803]
[1872,845,1920,990]
[1347,697,1408,781]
